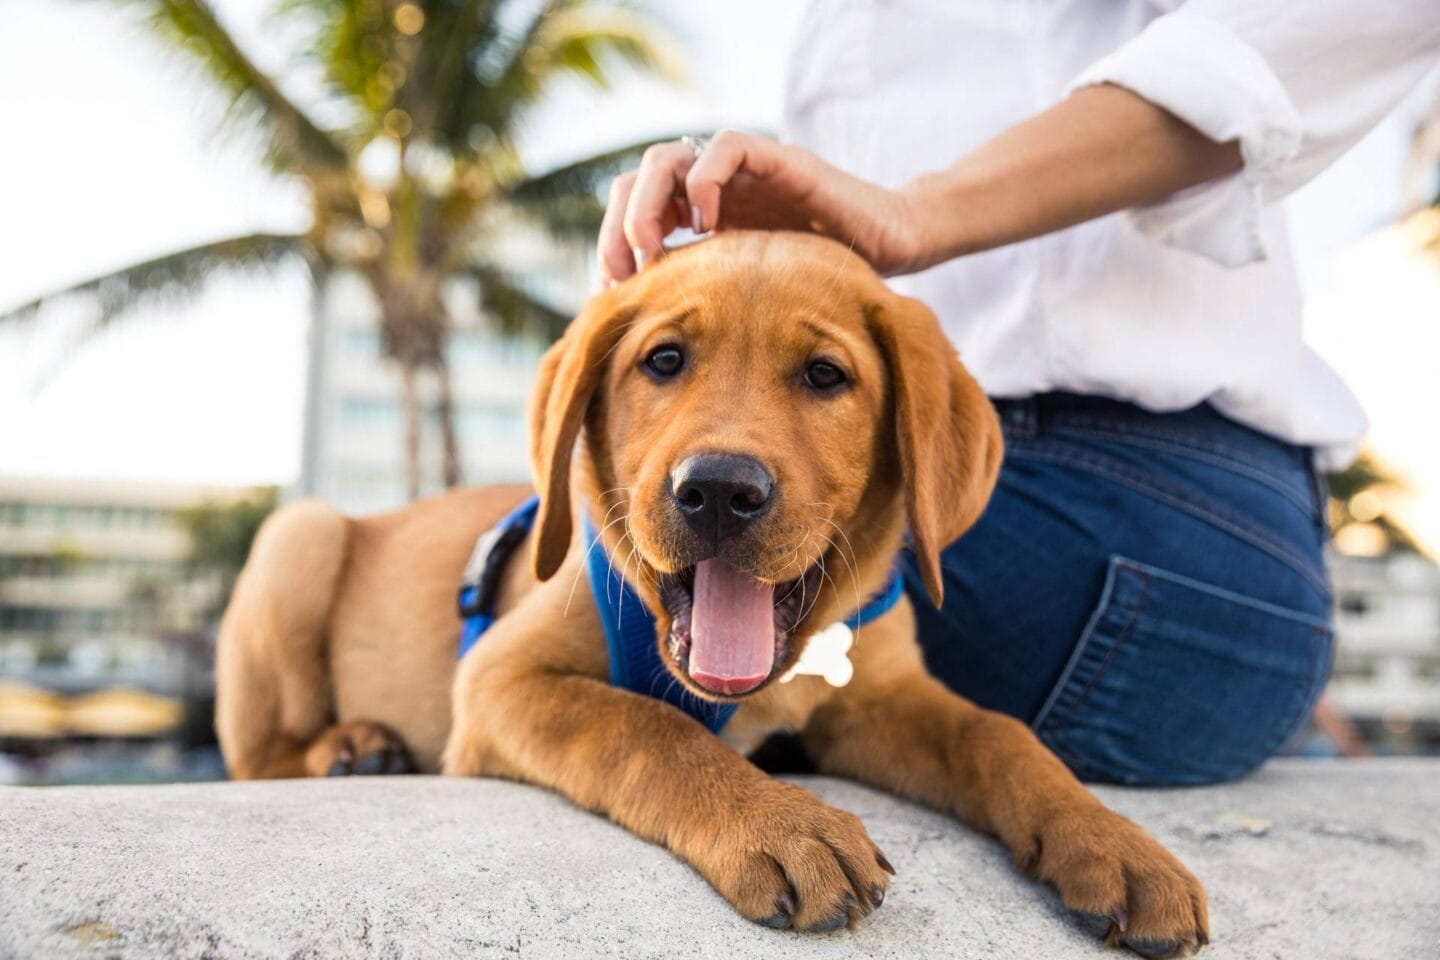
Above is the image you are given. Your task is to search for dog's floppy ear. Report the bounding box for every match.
[528,285,634,581]
[866,289,1003,607]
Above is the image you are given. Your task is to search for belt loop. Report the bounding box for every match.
[996,397,1039,439]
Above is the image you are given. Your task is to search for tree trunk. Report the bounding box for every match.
[433,348,463,489]
[398,358,422,502]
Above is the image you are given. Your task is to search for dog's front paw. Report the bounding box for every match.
[700,782,892,933]
[1018,806,1209,957]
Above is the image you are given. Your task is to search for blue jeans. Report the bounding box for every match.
[899,393,1334,786]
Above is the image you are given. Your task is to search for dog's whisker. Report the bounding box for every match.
[564,500,630,613]
[816,517,864,636]
[565,502,633,618]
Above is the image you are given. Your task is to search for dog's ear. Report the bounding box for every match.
[528,285,634,581]
[866,288,1003,607]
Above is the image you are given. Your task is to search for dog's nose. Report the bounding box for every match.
[671,453,774,544]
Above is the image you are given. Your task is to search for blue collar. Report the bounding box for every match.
[458,494,905,733]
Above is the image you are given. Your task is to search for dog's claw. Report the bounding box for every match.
[353,751,387,776]
[1112,907,1129,932]
[841,892,858,910]
[776,890,797,919]
[806,911,849,933]
[1125,937,1197,959]
[868,883,885,908]
[875,852,895,875]
[757,912,790,930]
[326,749,354,777]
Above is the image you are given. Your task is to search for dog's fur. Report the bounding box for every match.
[217,232,1208,952]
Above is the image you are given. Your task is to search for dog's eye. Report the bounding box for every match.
[643,345,685,379]
[804,360,847,392]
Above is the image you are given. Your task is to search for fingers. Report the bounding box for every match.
[597,131,793,286]
[623,141,693,264]
[684,129,773,233]
[597,140,694,286]
[597,169,638,285]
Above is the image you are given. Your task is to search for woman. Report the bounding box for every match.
[597,1,1440,785]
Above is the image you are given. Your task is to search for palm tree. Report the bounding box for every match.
[1327,451,1424,555]
[1,0,682,498]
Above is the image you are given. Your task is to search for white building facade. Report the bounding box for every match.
[297,240,588,515]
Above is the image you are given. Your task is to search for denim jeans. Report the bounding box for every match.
[899,393,1334,786]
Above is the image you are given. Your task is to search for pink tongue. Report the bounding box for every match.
[688,558,776,695]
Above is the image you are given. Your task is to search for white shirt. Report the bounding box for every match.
[782,0,1440,469]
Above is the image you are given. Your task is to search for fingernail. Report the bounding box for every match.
[632,246,647,270]
[606,278,618,289]
[691,207,704,234]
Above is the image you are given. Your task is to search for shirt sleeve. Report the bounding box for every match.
[1071,1,1440,267]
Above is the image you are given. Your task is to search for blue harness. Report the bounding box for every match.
[457,494,904,733]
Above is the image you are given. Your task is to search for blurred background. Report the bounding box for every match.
[0,1,1437,785]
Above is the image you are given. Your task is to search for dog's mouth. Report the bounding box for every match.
[658,558,825,698]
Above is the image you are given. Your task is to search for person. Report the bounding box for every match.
[596,1,1440,786]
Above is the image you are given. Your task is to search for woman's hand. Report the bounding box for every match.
[597,130,930,285]
[597,88,1244,287]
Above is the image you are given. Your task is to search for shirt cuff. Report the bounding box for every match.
[1070,12,1303,267]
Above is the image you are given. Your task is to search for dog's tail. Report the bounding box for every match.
[215,499,351,779]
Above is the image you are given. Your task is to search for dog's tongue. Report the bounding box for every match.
[688,558,776,696]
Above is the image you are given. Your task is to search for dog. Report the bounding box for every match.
[216,231,1208,954]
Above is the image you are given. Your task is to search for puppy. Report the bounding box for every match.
[217,231,1208,954]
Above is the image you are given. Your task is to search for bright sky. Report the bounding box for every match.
[0,1,1437,552]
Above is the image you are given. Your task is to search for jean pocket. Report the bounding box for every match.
[1032,556,1333,786]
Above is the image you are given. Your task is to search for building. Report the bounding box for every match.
[0,476,248,698]
[1327,551,1440,751]
[298,233,589,515]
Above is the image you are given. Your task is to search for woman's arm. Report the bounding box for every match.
[600,0,1440,284]
[598,83,1240,283]
[899,83,1242,269]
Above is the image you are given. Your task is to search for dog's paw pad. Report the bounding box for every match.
[306,721,414,778]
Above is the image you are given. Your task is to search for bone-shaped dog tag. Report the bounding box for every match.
[780,621,854,687]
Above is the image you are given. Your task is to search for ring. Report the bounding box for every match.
[680,135,708,161]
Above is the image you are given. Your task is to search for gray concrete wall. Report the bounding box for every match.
[0,759,1435,959]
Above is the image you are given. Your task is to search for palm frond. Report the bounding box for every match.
[439,0,684,153]
[530,4,687,91]
[466,263,574,340]
[108,0,348,171]
[0,233,310,330]
[504,135,672,203]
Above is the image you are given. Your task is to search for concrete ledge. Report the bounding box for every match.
[0,760,1434,959]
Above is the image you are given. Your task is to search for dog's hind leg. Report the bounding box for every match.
[215,499,382,779]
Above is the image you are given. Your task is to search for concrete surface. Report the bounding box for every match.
[0,760,1435,959]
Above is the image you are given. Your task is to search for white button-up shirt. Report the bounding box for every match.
[782,0,1440,468]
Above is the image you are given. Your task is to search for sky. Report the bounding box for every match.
[0,0,1437,551]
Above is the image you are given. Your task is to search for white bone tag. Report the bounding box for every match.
[780,622,854,687]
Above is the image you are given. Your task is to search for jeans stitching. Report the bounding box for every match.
[1010,444,1330,597]
[1046,565,1151,734]
[1041,564,1332,784]
[1045,425,1314,515]
[1045,413,1287,466]
[1115,559,1331,629]
[1257,624,1334,759]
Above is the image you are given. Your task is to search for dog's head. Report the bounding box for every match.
[528,232,1001,700]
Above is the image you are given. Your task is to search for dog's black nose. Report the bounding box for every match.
[671,453,774,544]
